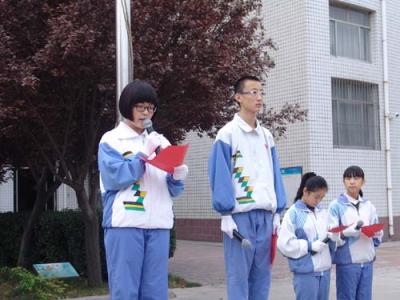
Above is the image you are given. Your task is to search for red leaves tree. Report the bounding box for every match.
[131,0,301,142]
[1,0,115,286]
[0,0,306,286]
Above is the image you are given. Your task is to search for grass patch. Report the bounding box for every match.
[168,274,201,288]
[62,274,200,298]
[63,278,109,298]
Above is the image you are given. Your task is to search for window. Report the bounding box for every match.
[330,5,370,61]
[332,78,380,149]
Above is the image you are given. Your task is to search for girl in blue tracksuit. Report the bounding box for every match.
[278,172,331,300]
[328,165,383,300]
[98,80,188,300]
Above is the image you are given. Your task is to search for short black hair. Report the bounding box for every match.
[343,165,365,197]
[233,75,261,94]
[118,80,159,120]
[343,165,365,179]
[294,172,328,202]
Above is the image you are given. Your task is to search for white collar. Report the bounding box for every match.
[114,121,147,139]
[234,113,262,134]
[345,193,361,205]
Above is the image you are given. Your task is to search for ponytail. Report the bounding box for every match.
[294,172,316,202]
[294,172,329,202]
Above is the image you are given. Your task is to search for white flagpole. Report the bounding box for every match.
[116,0,133,121]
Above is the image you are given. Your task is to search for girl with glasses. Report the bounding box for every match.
[98,80,188,299]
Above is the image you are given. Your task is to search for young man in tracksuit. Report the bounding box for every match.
[208,76,287,300]
[98,80,188,300]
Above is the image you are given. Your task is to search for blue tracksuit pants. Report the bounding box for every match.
[104,227,170,300]
[224,209,273,300]
[336,262,373,300]
[293,271,330,300]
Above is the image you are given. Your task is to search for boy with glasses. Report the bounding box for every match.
[208,76,286,300]
[98,80,188,299]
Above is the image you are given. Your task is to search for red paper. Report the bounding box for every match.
[361,223,384,238]
[329,225,349,233]
[329,223,384,238]
[144,144,189,173]
[271,233,278,265]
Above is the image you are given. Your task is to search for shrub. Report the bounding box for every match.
[0,267,66,300]
[0,210,176,280]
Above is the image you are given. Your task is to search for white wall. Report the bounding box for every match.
[263,0,312,203]
[173,132,217,219]
[56,184,79,211]
[263,0,394,217]
[386,0,400,216]
[0,172,14,212]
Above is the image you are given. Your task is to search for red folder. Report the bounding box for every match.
[144,144,189,173]
[271,233,278,265]
[329,223,384,238]
[328,225,349,233]
[361,223,384,238]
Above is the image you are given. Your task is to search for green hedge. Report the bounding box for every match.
[0,210,176,279]
[0,212,27,268]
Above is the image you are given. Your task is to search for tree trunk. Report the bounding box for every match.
[76,188,102,287]
[17,171,61,267]
[17,189,46,267]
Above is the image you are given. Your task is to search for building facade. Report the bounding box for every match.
[174,0,400,241]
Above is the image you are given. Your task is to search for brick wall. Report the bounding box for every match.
[175,216,400,243]
[175,218,222,242]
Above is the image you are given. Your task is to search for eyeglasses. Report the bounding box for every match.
[134,104,157,113]
[239,90,265,97]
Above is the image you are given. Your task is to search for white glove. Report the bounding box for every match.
[311,240,327,253]
[173,164,188,181]
[221,215,238,239]
[373,230,383,239]
[273,213,281,234]
[143,132,162,157]
[327,232,340,243]
[342,222,362,238]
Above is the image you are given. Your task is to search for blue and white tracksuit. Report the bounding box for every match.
[278,200,331,300]
[98,122,184,300]
[208,114,287,300]
[328,194,383,300]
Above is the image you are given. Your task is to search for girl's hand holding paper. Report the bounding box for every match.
[173,164,189,180]
[144,132,162,157]
[142,144,189,173]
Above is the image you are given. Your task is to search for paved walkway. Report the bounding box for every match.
[68,240,400,299]
[168,240,400,300]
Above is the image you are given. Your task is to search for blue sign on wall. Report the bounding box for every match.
[33,262,79,279]
[281,166,303,205]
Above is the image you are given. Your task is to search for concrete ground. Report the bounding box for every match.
[168,240,400,300]
[67,239,400,300]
